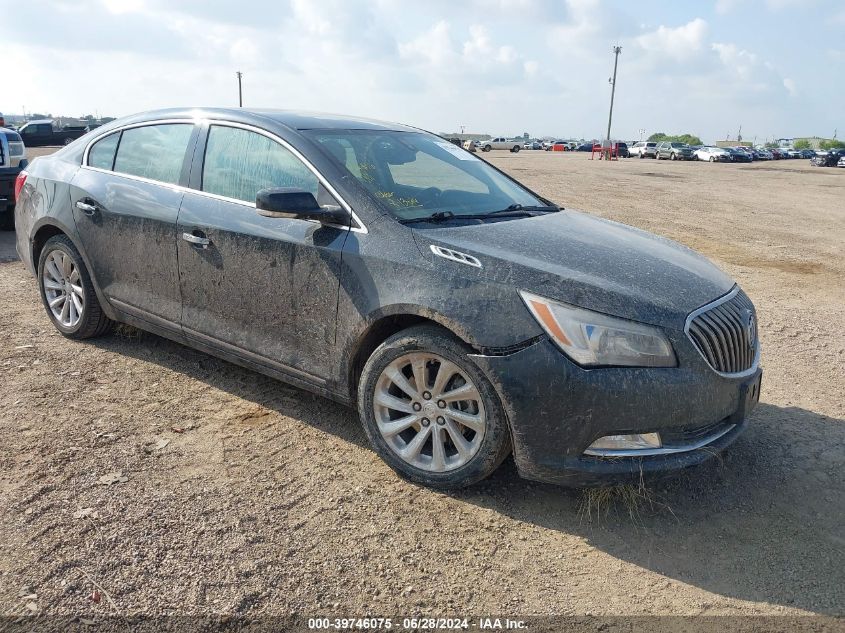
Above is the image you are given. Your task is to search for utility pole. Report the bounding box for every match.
[638,128,646,141]
[605,46,622,147]
[236,71,243,107]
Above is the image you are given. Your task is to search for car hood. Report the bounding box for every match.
[418,211,734,330]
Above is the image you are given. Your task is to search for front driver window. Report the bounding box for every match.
[202,126,319,204]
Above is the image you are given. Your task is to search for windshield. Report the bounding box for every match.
[303,130,546,221]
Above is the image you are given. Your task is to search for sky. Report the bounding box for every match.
[2,0,843,143]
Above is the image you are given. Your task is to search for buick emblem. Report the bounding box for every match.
[745,310,756,347]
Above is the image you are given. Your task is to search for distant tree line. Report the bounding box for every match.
[819,138,845,150]
[768,138,845,150]
[647,132,703,146]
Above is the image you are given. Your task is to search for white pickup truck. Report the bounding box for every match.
[480,137,522,152]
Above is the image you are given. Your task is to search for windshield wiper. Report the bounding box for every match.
[398,211,456,225]
[398,204,560,225]
[481,203,560,216]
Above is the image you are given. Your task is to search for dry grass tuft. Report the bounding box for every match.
[578,476,676,526]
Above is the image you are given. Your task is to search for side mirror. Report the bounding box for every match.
[255,187,349,225]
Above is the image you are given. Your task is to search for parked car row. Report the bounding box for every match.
[447,135,839,167]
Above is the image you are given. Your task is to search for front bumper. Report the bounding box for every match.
[472,337,759,486]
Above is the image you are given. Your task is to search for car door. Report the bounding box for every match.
[70,121,198,327]
[20,124,50,147]
[176,122,350,382]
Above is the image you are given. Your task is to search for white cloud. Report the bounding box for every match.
[783,78,797,96]
[712,42,758,80]
[399,20,454,66]
[715,0,742,15]
[635,18,708,62]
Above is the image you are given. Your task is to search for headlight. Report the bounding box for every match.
[519,291,676,368]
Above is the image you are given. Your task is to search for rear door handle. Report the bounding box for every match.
[75,200,98,215]
[182,232,210,248]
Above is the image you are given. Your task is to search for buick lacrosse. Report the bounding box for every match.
[15,108,761,488]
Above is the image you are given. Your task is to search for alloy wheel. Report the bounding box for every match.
[373,352,486,473]
[42,249,84,328]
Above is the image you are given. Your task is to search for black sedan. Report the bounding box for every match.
[14,108,761,488]
[725,148,752,163]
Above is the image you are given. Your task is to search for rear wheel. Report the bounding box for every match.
[483,145,491,152]
[710,156,716,163]
[358,325,511,489]
[63,137,74,146]
[38,235,114,339]
[512,145,520,153]
[670,153,677,160]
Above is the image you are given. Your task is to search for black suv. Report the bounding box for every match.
[15,108,761,488]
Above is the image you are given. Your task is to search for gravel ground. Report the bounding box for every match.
[1,150,843,622]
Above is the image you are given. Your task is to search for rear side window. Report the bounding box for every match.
[88,133,120,170]
[201,125,318,203]
[113,124,193,185]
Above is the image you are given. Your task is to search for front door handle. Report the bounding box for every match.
[182,232,211,249]
[75,200,98,215]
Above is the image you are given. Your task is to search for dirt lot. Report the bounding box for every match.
[1,150,843,621]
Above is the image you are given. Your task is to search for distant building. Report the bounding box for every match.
[715,140,751,148]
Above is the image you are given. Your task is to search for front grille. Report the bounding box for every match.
[687,288,758,374]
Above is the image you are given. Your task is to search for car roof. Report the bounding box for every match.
[23,119,54,125]
[101,107,420,133]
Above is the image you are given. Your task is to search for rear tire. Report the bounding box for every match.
[512,145,520,153]
[483,145,491,152]
[357,325,512,489]
[37,235,114,339]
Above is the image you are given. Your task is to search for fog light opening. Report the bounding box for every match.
[584,432,662,455]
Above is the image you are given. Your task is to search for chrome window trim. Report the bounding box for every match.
[80,117,368,234]
[684,285,760,379]
[584,423,736,457]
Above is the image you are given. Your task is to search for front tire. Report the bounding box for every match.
[38,235,114,339]
[483,145,492,152]
[357,325,511,489]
